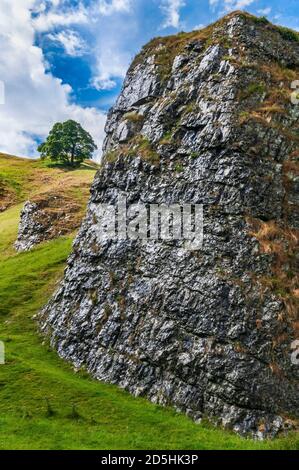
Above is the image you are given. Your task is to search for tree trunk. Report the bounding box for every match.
[70,144,75,166]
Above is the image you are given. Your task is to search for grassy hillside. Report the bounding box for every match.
[0,155,298,449]
[0,152,96,212]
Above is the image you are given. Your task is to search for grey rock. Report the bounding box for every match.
[39,12,299,437]
[15,193,82,252]
[15,201,42,252]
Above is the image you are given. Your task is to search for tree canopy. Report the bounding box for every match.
[38,120,97,166]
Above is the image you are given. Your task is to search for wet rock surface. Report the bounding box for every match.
[39,12,299,437]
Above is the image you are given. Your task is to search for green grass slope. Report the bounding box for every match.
[0,152,97,212]
[0,156,298,449]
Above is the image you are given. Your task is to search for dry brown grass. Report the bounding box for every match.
[260,63,297,84]
[0,153,95,212]
[22,191,86,241]
[249,218,299,322]
[283,159,299,176]
[257,104,286,116]
[123,112,144,123]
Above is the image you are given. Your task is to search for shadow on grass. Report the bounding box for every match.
[41,160,100,172]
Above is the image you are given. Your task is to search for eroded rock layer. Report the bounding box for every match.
[40,12,299,437]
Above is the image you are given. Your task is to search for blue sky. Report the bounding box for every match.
[0,0,298,160]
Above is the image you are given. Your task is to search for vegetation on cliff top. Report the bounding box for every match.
[129,11,299,85]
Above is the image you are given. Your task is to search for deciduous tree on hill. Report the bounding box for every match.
[38,120,97,166]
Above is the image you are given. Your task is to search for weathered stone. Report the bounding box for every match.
[39,12,299,437]
[15,193,82,252]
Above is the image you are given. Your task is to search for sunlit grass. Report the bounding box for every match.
[0,233,298,449]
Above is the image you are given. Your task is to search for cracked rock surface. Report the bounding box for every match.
[39,12,299,437]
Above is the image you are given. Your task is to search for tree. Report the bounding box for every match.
[38,120,97,166]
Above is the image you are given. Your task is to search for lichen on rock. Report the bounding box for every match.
[39,12,299,437]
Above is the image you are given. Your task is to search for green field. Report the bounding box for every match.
[0,156,298,450]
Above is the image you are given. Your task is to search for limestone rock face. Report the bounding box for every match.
[15,194,81,252]
[39,12,299,437]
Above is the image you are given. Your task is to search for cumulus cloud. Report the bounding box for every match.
[33,0,135,91]
[48,30,87,56]
[161,0,186,29]
[90,1,135,91]
[0,0,106,160]
[98,0,132,15]
[32,0,133,32]
[231,0,255,8]
[32,1,89,32]
[209,0,255,11]
[91,39,131,90]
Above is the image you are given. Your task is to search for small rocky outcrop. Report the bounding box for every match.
[15,193,82,252]
[39,12,299,437]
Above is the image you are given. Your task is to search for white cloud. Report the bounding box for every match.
[232,0,255,8]
[0,0,106,160]
[161,0,186,29]
[91,39,131,90]
[98,0,132,15]
[90,2,136,91]
[48,30,87,56]
[209,0,255,11]
[193,23,206,30]
[92,77,117,91]
[32,1,89,32]
[33,0,135,92]
[32,0,132,32]
[257,7,271,16]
